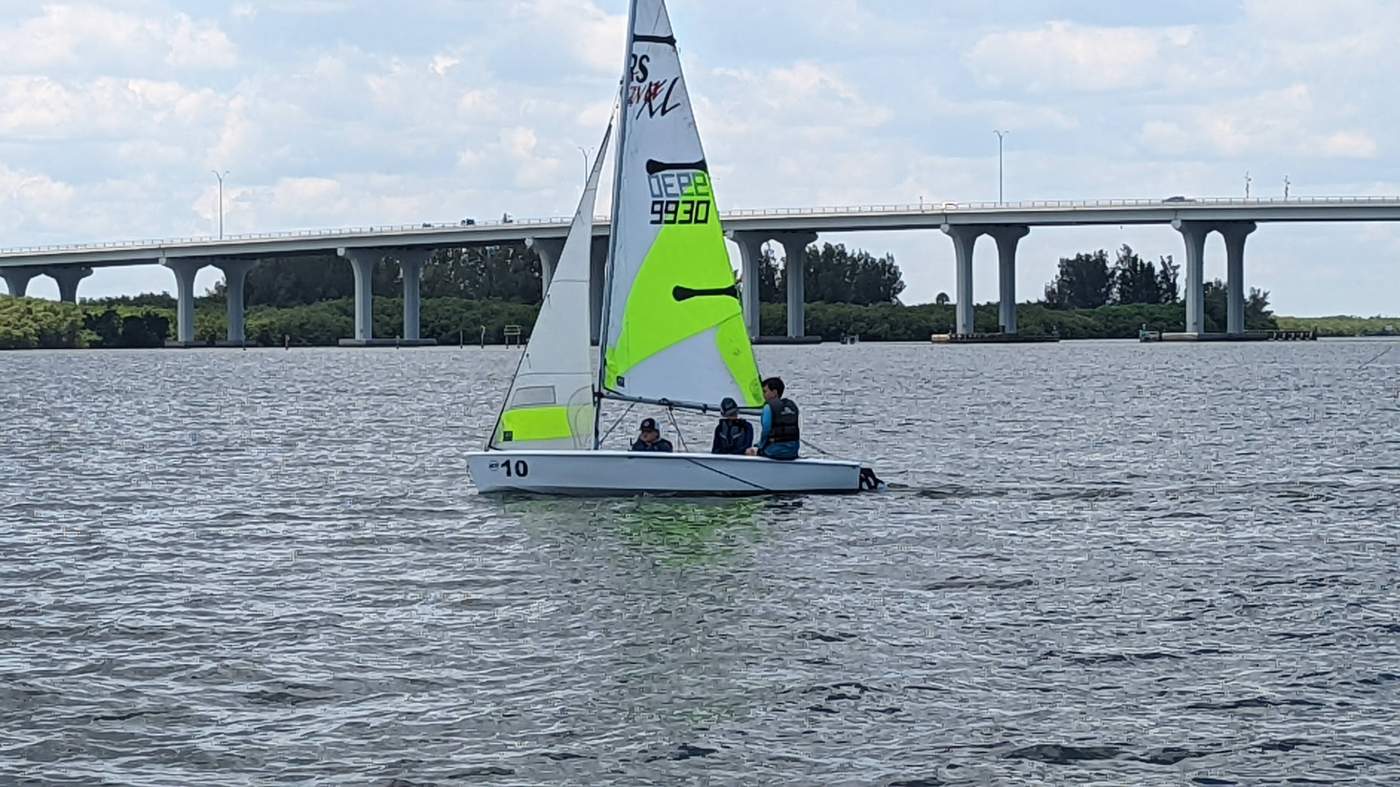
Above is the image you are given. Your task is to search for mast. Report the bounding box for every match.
[594,0,639,450]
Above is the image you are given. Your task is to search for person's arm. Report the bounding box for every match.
[741,420,754,450]
[757,405,772,449]
[711,424,722,454]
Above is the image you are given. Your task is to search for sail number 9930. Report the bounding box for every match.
[648,171,712,226]
[649,198,711,225]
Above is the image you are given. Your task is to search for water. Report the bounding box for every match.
[2,340,1398,786]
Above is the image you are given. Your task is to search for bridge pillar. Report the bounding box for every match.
[525,237,566,298]
[1,267,38,298]
[48,266,93,303]
[590,236,608,344]
[395,249,431,341]
[164,259,206,345]
[727,231,765,339]
[213,259,256,345]
[942,224,983,336]
[338,248,379,342]
[1219,222,1256,335]
[1173,220,1210,334]
[774,232,817,338]
[987,225,1029,334]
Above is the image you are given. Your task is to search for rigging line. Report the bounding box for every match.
[665,405,688,453]
[596,3,634,449]
[1358,344,1394,369]
[681,457,772,493]
[591,98,622,450]
[599,401,637,446]
[799,438,837,458]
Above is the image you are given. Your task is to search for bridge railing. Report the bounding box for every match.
[5,196,1400,257]
[725,195,1400,216]
[0,215,586,256]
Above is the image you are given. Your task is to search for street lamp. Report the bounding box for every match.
[993,130,1009,205]
[577,146,591,185]
[211,169,228,239]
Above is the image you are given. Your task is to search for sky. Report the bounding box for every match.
[1,0,1397,315]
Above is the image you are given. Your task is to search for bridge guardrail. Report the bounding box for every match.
[5,197,1400,257]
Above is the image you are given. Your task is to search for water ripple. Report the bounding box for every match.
[2,341,1398,784]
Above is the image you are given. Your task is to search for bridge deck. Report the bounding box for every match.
[4,196,1400,269]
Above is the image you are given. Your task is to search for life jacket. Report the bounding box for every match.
[768,398,800,444]
[712,419,753,454]
[631,437,674,453]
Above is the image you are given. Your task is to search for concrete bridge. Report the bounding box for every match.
[4,195,1400,344]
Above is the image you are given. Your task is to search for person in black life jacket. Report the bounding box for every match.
[746,376,800,460]
[710,397,753,455]
[630,417,673,453]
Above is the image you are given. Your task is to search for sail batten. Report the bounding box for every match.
[599,0,764,412]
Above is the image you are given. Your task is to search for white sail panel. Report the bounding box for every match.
[491,121,613,451]
[599,0,764,410]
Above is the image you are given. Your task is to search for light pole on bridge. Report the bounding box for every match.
[993,130,1009,205]
[577,146,591,186]
[211,169,228,239]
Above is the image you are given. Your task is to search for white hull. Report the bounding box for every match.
[467,450,862,496]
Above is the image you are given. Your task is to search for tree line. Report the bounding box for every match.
[1039,243,1272,324]
[68,240,1272,317]
[0,297,169,350]
[751,242,907,305]
[80,241,909,311]
[6,238,1290,349]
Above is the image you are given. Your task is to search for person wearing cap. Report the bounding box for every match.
[710,397,754,455]
[630,417,674,453]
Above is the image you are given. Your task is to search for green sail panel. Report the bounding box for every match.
[490,120,613,451]
[601,0,764,409]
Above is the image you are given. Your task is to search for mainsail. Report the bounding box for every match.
[489,120,613,451]
[599,0,764,411]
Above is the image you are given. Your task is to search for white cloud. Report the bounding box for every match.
[166,13,238,69]
[0,3,1396,313]
[709,61,891,138]
[967,20,1201,92]
[1321,131,1378,159]
[430,53,461,77]
[514,0,625,73]
[500,127,538,159]
[0,76,225,138]
[0,5,237,74]
[0,164,76,234]
[1138,84,1378,160]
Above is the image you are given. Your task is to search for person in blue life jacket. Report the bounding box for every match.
[745,376,800,460]
[710,397,754,455]
[630,417,674,453]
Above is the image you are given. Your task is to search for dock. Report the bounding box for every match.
[930,332,1061,344]
[1139,329,1317,342]
[754,335,823,345]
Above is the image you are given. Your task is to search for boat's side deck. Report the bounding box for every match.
[465,449,864,496]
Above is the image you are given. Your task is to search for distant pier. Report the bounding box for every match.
[753,335,822,345]
[1139,329,1317,342]
[931,332,1060,344]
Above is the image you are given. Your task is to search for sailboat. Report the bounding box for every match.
[465,0,867,495]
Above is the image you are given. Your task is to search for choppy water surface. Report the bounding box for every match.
[2,340,1398,786]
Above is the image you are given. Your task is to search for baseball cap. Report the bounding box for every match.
[720,397,739,416]
[639,417,658,432]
